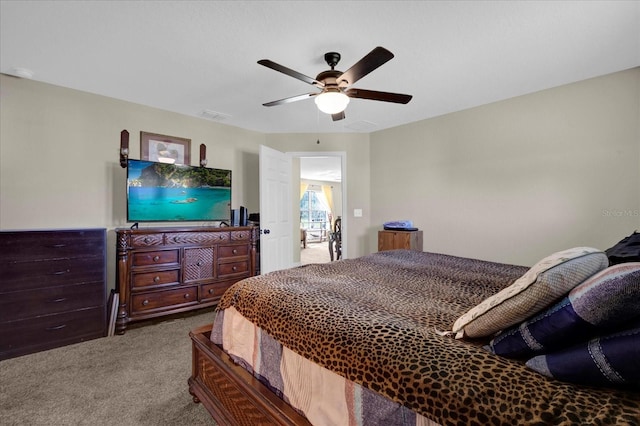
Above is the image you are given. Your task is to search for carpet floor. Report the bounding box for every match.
[0,309,217,425]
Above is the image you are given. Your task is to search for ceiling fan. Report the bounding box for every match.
[258,46,412,121]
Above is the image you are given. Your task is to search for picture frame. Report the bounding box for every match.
[140,131,191,165]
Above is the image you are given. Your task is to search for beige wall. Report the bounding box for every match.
[0,75,265,292]
[371,68,640,266]
[2,68,638,288]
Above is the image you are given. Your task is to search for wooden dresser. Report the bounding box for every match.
[378,229,423,252]
[0,229,107,360]
[115,226,258,334]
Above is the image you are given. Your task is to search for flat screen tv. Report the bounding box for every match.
[127,159,231,223]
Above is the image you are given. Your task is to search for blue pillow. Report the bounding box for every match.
[526,326,640,389]
[487,263,640,358]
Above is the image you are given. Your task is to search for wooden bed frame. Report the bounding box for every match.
[188,324,312,426]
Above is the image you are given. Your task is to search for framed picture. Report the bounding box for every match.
[140,131,191,165]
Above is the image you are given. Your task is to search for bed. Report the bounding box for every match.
[188,249,640,425]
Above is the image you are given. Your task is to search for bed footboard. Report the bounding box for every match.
[188,324,311,426]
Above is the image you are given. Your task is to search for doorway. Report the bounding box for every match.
[293,152,346,265]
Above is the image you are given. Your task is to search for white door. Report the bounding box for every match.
[259,145,293,274]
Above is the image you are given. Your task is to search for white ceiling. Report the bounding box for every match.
[1,1,639,135]
[300,156,342,183]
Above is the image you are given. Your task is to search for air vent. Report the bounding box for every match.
[344,120,377,132]
[201,109,231,121]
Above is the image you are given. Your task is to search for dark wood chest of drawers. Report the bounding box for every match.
[115,226,258,334]
[0,229,107,360]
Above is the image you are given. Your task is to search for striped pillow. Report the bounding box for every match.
[487,263,640,358]
[526,325,640,389]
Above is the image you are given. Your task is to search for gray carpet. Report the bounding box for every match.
[0,309,217,425]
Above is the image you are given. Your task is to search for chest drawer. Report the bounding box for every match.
[1,282,104,322]
[131,249,179,267]
[0,230,105,262]
[0,256,105,292]
[0,307,105,359]
[130,286,198,314]
[131,269,180,289]
[218,245,249,259]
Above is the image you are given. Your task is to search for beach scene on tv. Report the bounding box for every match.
[127,160,231,222]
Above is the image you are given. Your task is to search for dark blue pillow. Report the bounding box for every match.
[487,263,640,358]
[526,326,640,389]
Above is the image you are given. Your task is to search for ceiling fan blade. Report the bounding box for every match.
[331,111,345,121]
[258,59,323,87]
[336,47,394,87]
[262,93,317,107]
[345,88,412,104]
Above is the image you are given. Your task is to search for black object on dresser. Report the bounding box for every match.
[0,229,107,360]
[115,226,259,334]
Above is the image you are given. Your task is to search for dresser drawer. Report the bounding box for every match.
[131,269,180,289]
[0,307,105,359]
[0,230,104,262]
[218,261,249,278]
[0,256,105,292]
[130,286,198,314]
[0,282,104,322]
[218,245,249,259]
[200,281,235,303]
[130,234,164,248]
[184,247,215,282]
[229,230,251,242]
[167,232,228,245]
[131,249,179,267]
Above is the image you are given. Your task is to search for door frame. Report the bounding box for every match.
[289,151,347,261]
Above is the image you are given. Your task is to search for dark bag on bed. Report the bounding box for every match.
[605,231,640,265]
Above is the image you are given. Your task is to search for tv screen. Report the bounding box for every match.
[127,159,231,222]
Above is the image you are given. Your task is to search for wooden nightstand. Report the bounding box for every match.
[378,230,423,251]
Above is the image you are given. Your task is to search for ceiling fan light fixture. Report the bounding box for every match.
[315,91,350,114]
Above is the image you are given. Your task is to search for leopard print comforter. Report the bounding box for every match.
[217,250,640,425]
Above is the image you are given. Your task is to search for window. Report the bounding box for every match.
[300,190,329,242]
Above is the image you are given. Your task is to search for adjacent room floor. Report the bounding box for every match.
[300,241,331,264]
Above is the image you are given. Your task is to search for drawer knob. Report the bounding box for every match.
[144,237,150,243]
[232,266,238,271]
[49,297,68,303]
[232,249,238,254]
[197,261,203,267]
[142,299,149,306]
[153,255,160,262]
[184,293,191,299]
[208,288,214,294]
[153,276,161,283]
